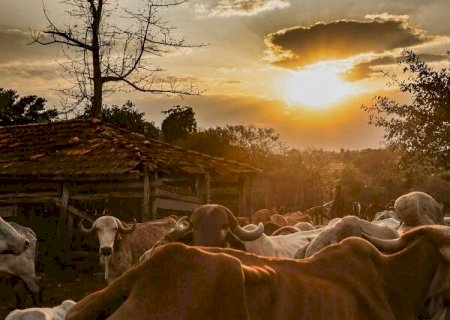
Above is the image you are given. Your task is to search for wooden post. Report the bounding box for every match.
[142,164,151,222]
[238,176,246,217]
[150,172,159,220]
[245,177,253,219]
[200,173,210,204]
[57,184,70,241]
[204,173,211,204]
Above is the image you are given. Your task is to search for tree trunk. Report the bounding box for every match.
[90,0,103,119]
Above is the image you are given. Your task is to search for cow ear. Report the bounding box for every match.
[226,232,246,251]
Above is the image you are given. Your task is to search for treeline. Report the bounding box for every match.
[1,87,448,214]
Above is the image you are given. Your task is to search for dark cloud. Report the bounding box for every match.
[0,28,56,63]
[195,0,290,17]
[342,53,449,81]
[265,16,435,69]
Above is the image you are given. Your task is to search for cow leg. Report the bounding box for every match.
[10,275,25,307]
[17,274,41,306]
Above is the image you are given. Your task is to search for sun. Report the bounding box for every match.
[284,63,356,109]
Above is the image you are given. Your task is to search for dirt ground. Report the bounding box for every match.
[0,267,106,319]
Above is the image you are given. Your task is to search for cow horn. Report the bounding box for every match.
[166,216,191,241]
[117,218,137,234]
[361,232,407,253]
[79,219,95,233]
[224,207,264,241]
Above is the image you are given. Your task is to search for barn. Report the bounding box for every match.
[0,118,260,265]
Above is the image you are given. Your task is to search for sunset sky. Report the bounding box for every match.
[1,0,449,150]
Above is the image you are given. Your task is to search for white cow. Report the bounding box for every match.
[298,215,399,258]
[242,224,329,258]
[80,215,177,283]
[0,217,29,254]
[395,191,444,233]
[0,222,40,306]
[5,299,76,320]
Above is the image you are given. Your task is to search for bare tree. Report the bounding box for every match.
[32,0,201,118]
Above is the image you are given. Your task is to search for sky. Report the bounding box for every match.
[1,0,449,150]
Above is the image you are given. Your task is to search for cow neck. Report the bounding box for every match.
[377,237,443,314]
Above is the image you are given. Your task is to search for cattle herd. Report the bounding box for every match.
[1,191,449,319]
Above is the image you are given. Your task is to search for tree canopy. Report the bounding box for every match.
[161,106,197,142]
[363,50,450,172]
[0,88,58,126]
[79,100,160,139]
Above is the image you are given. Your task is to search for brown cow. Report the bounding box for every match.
[79,215,176,283]
[282,211,312,225]
[67,225,450,320]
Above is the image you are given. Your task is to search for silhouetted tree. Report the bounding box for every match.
[0,88,58,126]
[161,106,197,142]
[79,101,160,139]
[363,50,450,172]
[32,0,201,118]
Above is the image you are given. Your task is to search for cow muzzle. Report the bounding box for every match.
[100,246,112,256]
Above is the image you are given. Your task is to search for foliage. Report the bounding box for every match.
[0,88,58,126]
[161,106,197,142]
[78,100,160,139]
[33,0,200,118]
[363,50,450,172]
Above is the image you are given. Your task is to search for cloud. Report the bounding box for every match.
[265,15,435,69]
[0,28,57,63]
[194,0,290,17]
[342,53,450,81]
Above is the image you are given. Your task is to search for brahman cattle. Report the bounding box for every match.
[173,204,264,250]
[0,217,29,255]
[296,215,399,258]
[5,299,75,320]
[66,225,450,320]
[0,222,41,306]
[395,191,444,232]
[79,215,176,283]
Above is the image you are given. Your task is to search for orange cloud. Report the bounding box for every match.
[265,15,435,69]
[342,53,449,81]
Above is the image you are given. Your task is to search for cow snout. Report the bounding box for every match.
[100,247,112,256]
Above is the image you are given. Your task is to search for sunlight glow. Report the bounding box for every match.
[284,62,356,109]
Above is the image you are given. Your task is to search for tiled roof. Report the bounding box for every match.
[0,119,260,178]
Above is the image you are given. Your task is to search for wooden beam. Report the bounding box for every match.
[157,190,202,204]
[71,192,144,201]
[0,173,142,182]
[154,198,201,212]
[0,197,58,205]
[0,192,59,199]
[54,202,94,222]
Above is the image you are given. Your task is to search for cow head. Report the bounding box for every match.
[190,204,263,249]
[0,217,29,255]
[395,191,444,232]
[79,215,136,257]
